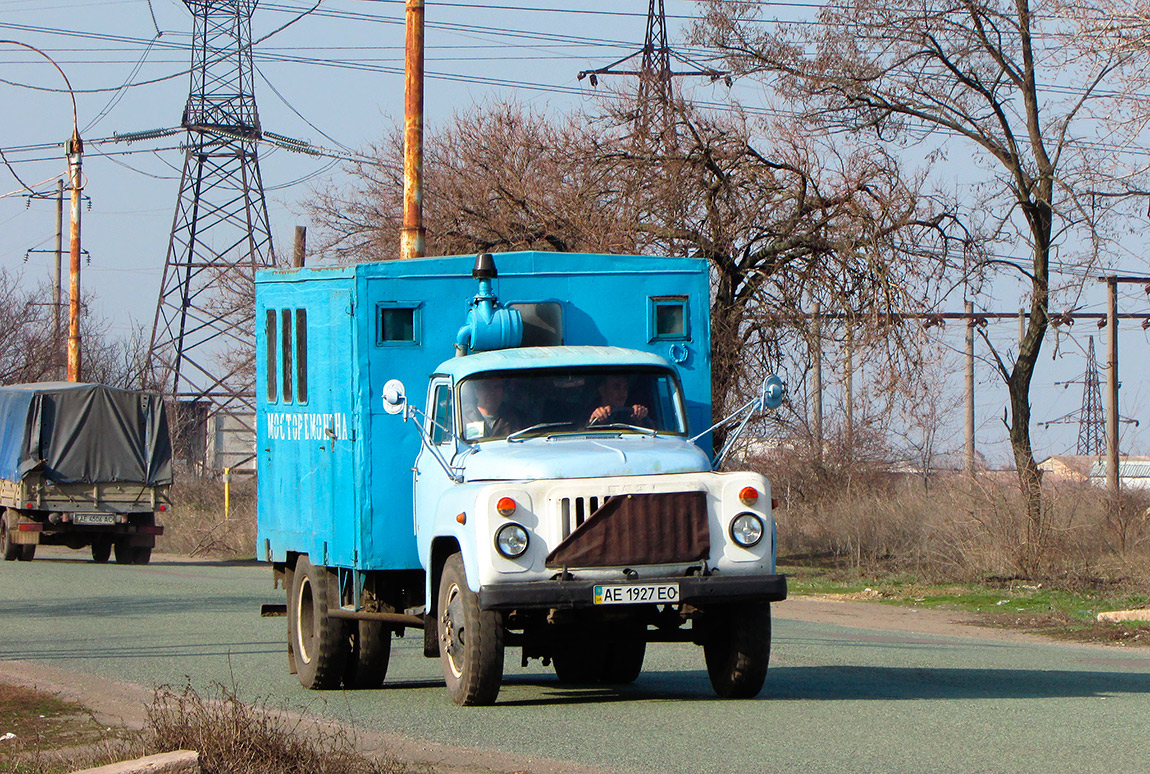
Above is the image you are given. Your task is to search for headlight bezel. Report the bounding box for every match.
[729,512,764,548]
[494,522,530,558]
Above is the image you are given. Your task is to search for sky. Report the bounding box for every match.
[2,0,1149,466]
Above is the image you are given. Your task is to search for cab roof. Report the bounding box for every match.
[432,346,675,381]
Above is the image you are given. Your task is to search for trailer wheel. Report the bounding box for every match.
[289,556,348,689]
[438,553,504,705]
[553,629,646,685]
[17,544,35,561]
[702,602,771,699]
[343,620,390,689]
[91,539,112,563]
[1,518,18,562]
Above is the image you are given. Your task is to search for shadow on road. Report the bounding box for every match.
[496,664,1150,705]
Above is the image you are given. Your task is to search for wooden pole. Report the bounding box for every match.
[400,0,426,260]
[292,225,306,268]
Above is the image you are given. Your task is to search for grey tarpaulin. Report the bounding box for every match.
[0,382,172,485]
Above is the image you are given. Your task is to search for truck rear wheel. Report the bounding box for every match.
[343,620,390,689]
[1,519,18,562]
[91,538,112,563]
[114,540,150,565]
[438,553,504,705]
[553,628,646,685]
[703,602,771,699]
[289,556,349,689]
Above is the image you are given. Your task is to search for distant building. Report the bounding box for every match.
[1088,458,1150,490]
[1038,455,1097,482]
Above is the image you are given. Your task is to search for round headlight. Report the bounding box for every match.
[729,512,764,548]
[495,523,529,558]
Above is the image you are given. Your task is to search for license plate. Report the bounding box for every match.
[593,583,679,605]
[74,513,116,525]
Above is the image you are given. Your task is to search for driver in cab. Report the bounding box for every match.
[588,375,649,426]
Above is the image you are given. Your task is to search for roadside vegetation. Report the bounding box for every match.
[764,448,1150,645]
[0,681,418,774]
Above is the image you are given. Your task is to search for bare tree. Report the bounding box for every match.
[696,0,1146,571]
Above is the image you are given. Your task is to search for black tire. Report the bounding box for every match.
[131,546,152,565]
[289,556,349,689]
[17,543,35,562]
[343,620,390,689]
[1,518,18,562]
[91,539,112,563]
[703,603,771,699]
[602,636,646,685]
[553,630,646,685]
[552,643,606,684]
[438,553,504,705]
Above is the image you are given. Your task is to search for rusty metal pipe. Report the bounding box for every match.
[401,0,426,261]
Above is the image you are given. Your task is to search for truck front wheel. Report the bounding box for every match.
[289,556,349,689]
[438,553,504,706]
[702,602,771,699]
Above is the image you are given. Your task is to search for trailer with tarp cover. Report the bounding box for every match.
[0,382,172,564]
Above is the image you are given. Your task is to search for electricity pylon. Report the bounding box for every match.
[577,0,728,143]
[148,0,275,469]
[1040,336,1135,455]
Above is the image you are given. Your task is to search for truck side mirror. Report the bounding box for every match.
[382,379,408,416]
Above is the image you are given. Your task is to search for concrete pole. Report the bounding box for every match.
[66,130,82,382]
[1105,277,1119,500]
[965,300,975,474]
[400,0,426,261]
[812,303,823,463]
[54,179,63,380]
[844,323,854,453]
[292,225,306,268]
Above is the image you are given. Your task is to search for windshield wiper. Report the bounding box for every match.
[585,423,657,436]
[506,421,579,442]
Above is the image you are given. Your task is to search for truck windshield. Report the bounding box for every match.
[458,368,687,442]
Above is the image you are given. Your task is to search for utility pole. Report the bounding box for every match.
[1105,277,1119,499]
[844,323,854,453]
[812,303,823,464]
[54,179,63,379]
[401,0,426,261]
[292,225,306,269]
[66,128,83,382]
[965,300,975,474]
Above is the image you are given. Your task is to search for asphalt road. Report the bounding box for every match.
[2,550,1149,773]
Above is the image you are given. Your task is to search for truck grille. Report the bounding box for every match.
[546,491,709,569]
[558,495,607,538]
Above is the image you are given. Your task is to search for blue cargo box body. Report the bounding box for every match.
[255,251,711,573]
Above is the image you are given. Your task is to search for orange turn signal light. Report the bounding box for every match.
[738,486,759,506]
[496,497,517,517]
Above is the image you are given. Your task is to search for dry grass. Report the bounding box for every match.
[157,470,258,559]
[760,449,1150,585]
[146,682,419,774]
[2,681,421,774]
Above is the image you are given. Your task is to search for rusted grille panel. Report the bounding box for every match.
[546,491,708,568]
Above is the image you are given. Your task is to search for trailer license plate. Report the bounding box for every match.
[75,513,116,525]
[593,583,679,605]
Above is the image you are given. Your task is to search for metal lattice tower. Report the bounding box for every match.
[1076,336,1105,455]
[148,0,274,467]
[1040,335,1135,455]
[577,0,727,142]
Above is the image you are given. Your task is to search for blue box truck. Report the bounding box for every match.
[256,251,786,705]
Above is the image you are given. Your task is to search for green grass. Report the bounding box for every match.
[780,564,1150,644]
